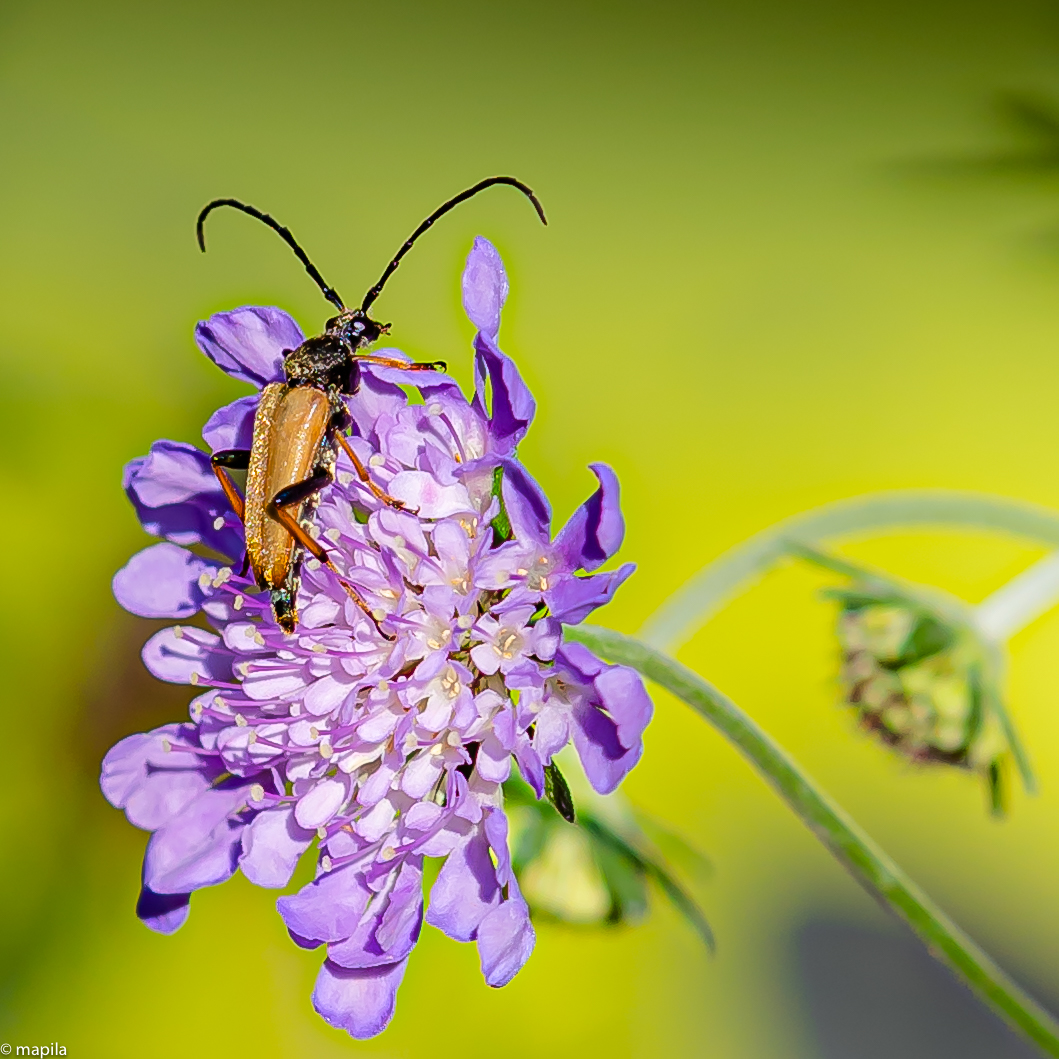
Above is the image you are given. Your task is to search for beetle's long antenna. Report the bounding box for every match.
[360,177,547,312]
[196,198,345,312]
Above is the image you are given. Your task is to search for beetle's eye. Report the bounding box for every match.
[352,321,364,333]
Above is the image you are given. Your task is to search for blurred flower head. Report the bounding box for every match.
[833,584,1009,805]
[101,237,652,1039]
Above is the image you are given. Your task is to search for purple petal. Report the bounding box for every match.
[136,886,191,935]
[113,543,213,619]
[123,440,242,560]
[477,895,535,987]
[277,865,371,943]
[462,236,509,341]
[425,830,499,941]
[194,306,301,387]
[545,563,635,625]
[553,463,626,572]
[202,394,259,451]
[559,644,653,795]
[500,459,551,543]
[312,958,407,1040]
[143,782,252,893]
[239,806,315,888]
[473,340,536,456]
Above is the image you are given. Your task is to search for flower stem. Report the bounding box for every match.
[566,623,1059,1056]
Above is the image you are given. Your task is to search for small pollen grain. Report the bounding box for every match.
[309,726,320,740]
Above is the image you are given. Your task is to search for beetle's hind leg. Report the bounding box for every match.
[267,473,393,640]
[334,433,417,514]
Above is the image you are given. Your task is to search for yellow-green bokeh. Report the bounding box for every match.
[5,0,1059,1055]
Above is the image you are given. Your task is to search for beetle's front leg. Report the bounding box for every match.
[357,354,447,373]
[266,472,392,639]
[210,448,250,521]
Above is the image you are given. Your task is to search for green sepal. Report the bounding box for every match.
[490,465,513,545]
[544,761,576,823]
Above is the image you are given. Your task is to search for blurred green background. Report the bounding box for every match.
[6,0,1059,1055]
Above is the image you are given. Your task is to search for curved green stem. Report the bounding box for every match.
[640,490,1059,650]
[567,623,1059,1056]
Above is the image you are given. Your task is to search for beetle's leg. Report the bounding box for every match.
[357,354,447,373]
[333,432,417,514]
[210,449,251,521]
[266,474,393,639]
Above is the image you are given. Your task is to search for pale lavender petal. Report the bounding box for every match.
[141,626,231,685]
[240,806,315,888]
[461,236,508,341]
[477,895,535,987]
[143,782,252,893]
[277,865,371,943]
[425,830,499,941]
[113,543,213,619]
[194,306,301,387]
[312,958,407,1040]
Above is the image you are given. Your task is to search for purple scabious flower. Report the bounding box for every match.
[102,237,651,1038]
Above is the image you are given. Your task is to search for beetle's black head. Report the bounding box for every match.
[326,309,389,352]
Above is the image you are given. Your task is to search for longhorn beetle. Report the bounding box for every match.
[199,177,548,635]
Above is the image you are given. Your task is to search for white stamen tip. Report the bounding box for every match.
[372,608,386,622]
[317,826,328,840]
[307,558,322,572]
[233,595,244,610]
[235,713,247,727]
[428,403,442,415]
[368,454,385,468]
[189,672,199,685]
[430,743,445,756]
[457,614,474,629]
[160,737,171,753]
[321,854,333,871]
[173,627,184,639]
[213,516,226,531]
[309,726,319,740]
[319,741,333,759]
[247,730,258,744]
[325,527,342,543]
[380,846,396,861]
[249,783,265,803]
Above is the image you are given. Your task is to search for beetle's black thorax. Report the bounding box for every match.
[282,309,386,394]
